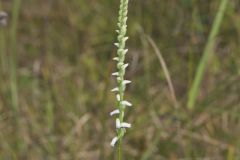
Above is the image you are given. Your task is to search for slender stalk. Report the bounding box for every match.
[10,0,21,115]
[147,36,178,109]
[110,0,131,159]
[187,0,229,109]
[43,2,54,132]
[118,139,122,160]
[9,0,22,155]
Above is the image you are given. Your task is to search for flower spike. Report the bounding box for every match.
[110,0,131,149]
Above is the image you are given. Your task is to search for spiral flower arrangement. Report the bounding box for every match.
[110,0,131,157]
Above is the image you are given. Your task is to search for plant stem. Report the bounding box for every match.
[187,0,229,109]
[118,138,122,160]
[10,0,22,155]
[10,0,21,116]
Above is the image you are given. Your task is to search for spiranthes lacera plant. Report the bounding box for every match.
[110,0,131,159]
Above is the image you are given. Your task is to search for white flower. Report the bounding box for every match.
[123,80,131,85]
[123,37,129,41]
[112,72,119,76]
[111,87,119,92]
[116,94,120,101]
[110,109,120,116]
[116,118,121,129]
[116,118,132,129]
[122,63,129,70]
[110,137,118,147]
[114,43,119,47]
[113,57,119,61]
[122,100,132,107]
[121,122,131,128]
[123,49,128,55]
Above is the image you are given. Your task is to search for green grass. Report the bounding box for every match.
[0,0,239,159]
[9,0,22,156]
[187,0,229,109]
[9,0,21,116]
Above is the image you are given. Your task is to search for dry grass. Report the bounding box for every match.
[0,0,239,159]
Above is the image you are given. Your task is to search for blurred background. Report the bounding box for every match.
[0,0,240,159]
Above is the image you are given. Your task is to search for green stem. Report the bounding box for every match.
[10,0,21,116]
[118,139,122,160]
[9,0,22,155]
[187,0,229,109]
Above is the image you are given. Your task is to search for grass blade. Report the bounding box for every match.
[147,35,179,109]
[9,0,23,155]
[9,0,21,115]
[187,0,229,109]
